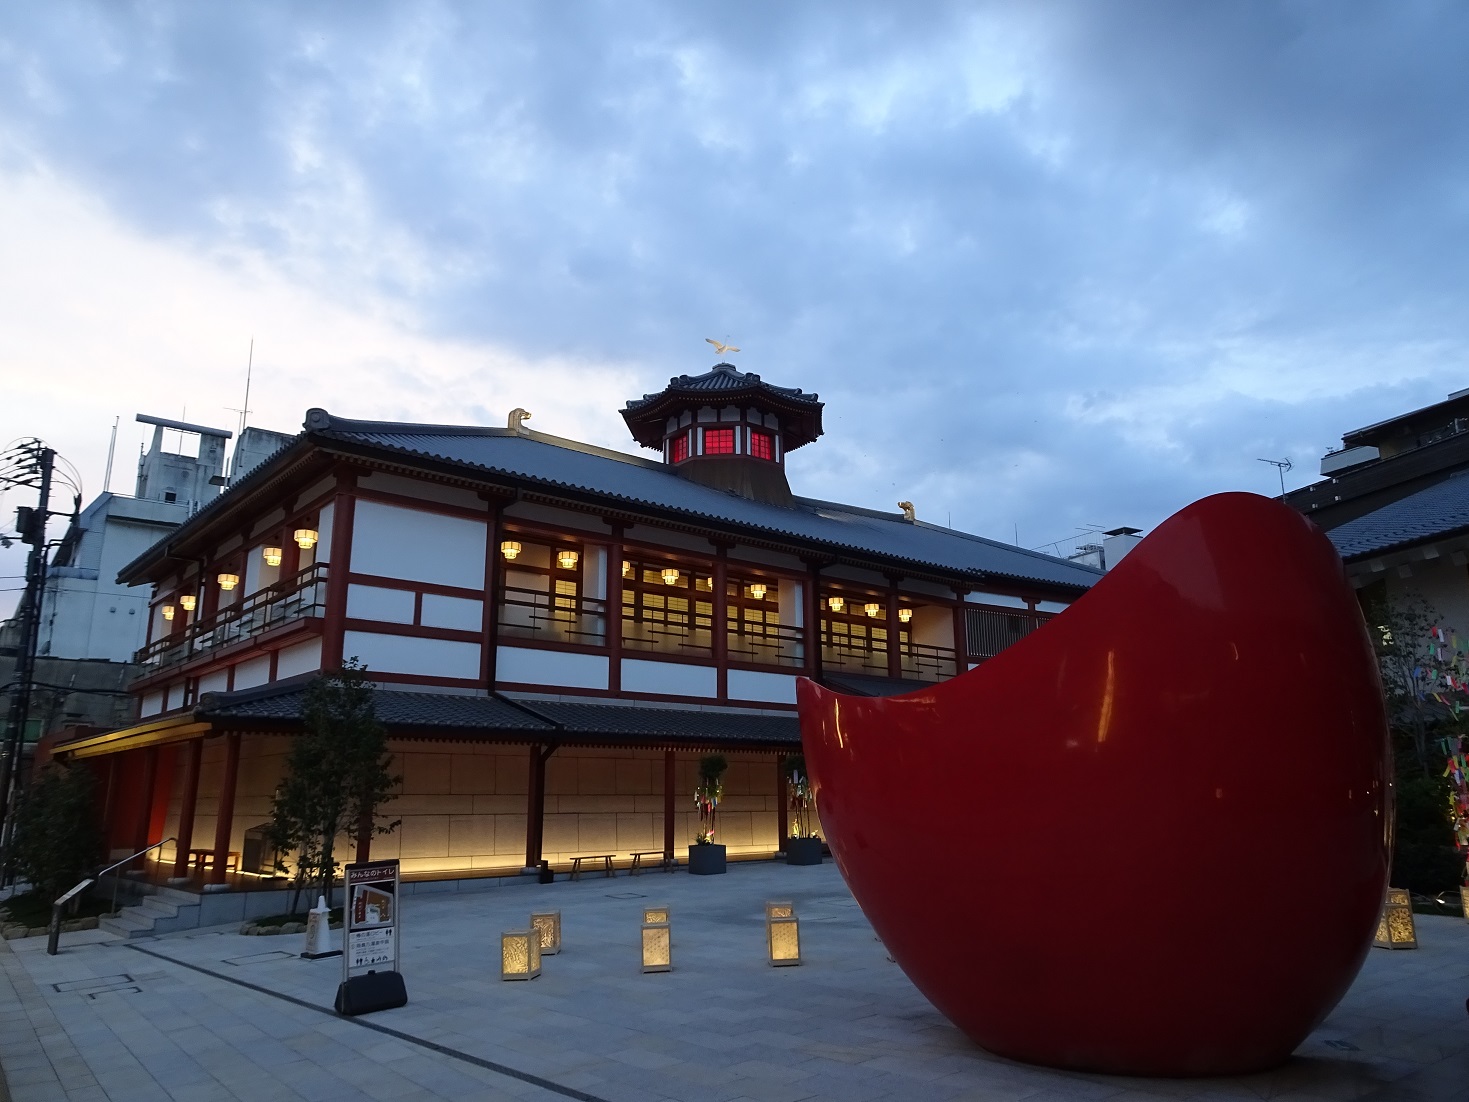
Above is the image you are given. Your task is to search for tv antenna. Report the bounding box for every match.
[226,338,255,436]
[1257,457,1292,497]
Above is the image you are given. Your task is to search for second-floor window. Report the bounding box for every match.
[749,430,774,461]
[703,428,735,455]
[622,558,713,657]
[671,433,690,463]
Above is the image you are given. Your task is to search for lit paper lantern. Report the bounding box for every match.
[531,911,561,956]
[642,921,672,973]
[501,929,542,979]
[217,573,239,591]
[500,541,522,560]
[161,604,176,621]
[263,546,283,567]
[179,594,196,612]
[767,915,801,966]
[898,608,913,623]
[661,567,680,586]
[293,528,318,549]
[828,596,845,613]
[622,559,633,578]
[750,583,767,600]
[864,602,882,618]
[1373,888,1417,949]
[643,906,669,925]
[557,550,579,570]
[765,901,794,921]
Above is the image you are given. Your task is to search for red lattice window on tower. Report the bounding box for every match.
[704,428,736,455]
[671,433,690,463]
[749,430,774,461]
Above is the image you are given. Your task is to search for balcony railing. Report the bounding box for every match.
[134,564,329,675]
[727,621,805,668]
[499,585,607,647]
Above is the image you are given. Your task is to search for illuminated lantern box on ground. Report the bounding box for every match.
[1373,889,1417,949]
[641,919,671,973]
[501,929,541,980]
[531,911,561,956]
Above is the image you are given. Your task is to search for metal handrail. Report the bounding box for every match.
[97,836,176,918]
[45,836,176,957]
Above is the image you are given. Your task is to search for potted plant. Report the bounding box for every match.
[784,754,823,865]
[688,754,728,875]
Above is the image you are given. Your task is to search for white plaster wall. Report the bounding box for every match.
[967,591,1029,609]
[621,658,717,697]
[198,669,229,695]
[347,584,416,624]
[360,471,483,510]
[909,605,953,649]
[164,682,184,710]
[315,501,335,562]
[497,646,608,689]
[421,593,483,632]
[276,637,323,680]
[234,654,272,690]
[727,669,797,704]
[344,630,481,680]
[140,690,163,717]
[351,500,486,590]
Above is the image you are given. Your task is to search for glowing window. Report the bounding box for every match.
[671,433,690,463]
[749,430,774,461]
[704,428,735,455]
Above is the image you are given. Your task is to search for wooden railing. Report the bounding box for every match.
[498,585,608,646]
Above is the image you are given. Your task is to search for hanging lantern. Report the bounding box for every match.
[750,583,767,601]
[500,541,522,560]
[217,573,240,591]
[661,567,680,586]
[827,596,845,613]
[263,546,283,567]
[641,919,672,973]
[622,559,633,578]
[898,607,913,623]
[530,911,562,956]
[179,594,197,612]
[293,528,319,550]
[501,929,542,979]
[161,604,176,621]
[557,550,579,570]
[1373,888,1417,949]
[864,602,882,618]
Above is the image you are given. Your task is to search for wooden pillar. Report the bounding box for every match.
[662,749,676,862]
[607,525,623,695]
[134,747,159,854]
[525,744,547,869]
[482,495,509,688]
[804,559,824,680]
[776,757,789,848]
[952,588,971,674]
[171,739,202,880]
[886,576,902,680]
[712,544,729,700]
[319,478,358,669]
[210,733,241,885]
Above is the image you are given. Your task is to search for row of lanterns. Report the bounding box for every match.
[827,595,913,622]
[500,901,802,980]
[161,529,319,618]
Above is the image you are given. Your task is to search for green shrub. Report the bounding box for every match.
[13,762,103,902]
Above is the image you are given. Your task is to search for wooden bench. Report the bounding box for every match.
[629,851,674,874]
[187,848,240,874]
[569,854,615,881]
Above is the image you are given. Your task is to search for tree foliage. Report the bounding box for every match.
[693,753,727,844]
[267,660,400,909]
[13,761,102,902]
[783,753,816,839]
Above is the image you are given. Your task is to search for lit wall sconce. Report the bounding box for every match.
[898,607,913,623]
[263,546,283,567]
[161,604,176,621]
[641,919,672,972]
[750,583,767,600]
[767,914,801,966]
[661,567,680,586]
[864,602,882,618]
[557,550,579,570]
[179,594,196,612]
[293,528,319,549]
[1373,888,1417,949]
[217,573,240,591]
[643,905,670,925]
[530,911,561,956]
[827,596,844,613]
[501,929,542,979]
[500,541,522,561]
[622,559,633,578]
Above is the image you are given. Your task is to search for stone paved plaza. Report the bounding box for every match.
[1,860,1466,1102]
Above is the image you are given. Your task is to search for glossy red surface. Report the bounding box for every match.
[797,493,1391,1077]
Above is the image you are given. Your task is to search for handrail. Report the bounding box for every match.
[45,836,177,957]
[98,836,176,920]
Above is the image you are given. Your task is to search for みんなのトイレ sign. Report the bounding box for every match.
[344,860,399,977]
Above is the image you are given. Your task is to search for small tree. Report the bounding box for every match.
[1367,592,1449,775]
[693,754,727,845]
[267,660,400,911]
[783,753,816,839]
[13,762,102,903]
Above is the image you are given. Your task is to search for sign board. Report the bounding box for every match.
[342,859,400,982]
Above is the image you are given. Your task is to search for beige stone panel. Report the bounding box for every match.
[472,854,523,870]
[615,813,656,851]
[449,753,497,795]
[545,755,577,795]
[577,813,617,852]
[495,751,530,795]
[576,755,617,794]
[392,794,473,815]
[570,794,637,814]
[399,816,451,858]
[448,814,496,857]
[473,794,526,814]
[402,753,452,795]
[614,757,653,795]
[750,810,778,847]
[370,832,402,858]
[541,814,578,855]
[494,814,528,856]
[718,794,765,813]
[632,795,667,814]
[717,811,754,848]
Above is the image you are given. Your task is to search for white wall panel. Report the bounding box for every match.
[421,593,483,632]
[140,691,164,717]
[351,500,485,590]
[347,584,416,624]
[726,669,797,704]
[198,669,229,695]
[344,630,480,680]
[497,646,608,690]
[276,637,323,680]
[234,654,271,690]
[967,591,1028,609]
[621,658,716,698]
[316,501,335,561]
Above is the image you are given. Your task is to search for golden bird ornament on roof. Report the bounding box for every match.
[706,338,741,356]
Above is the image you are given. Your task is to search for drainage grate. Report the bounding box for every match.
[86,986,141,999]
[223,951,296,967]
[604,892,646,899]
[53,975,136,996]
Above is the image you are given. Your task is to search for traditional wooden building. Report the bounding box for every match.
[53,361,1101,886]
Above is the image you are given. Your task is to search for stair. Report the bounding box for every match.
[97,880,203,939]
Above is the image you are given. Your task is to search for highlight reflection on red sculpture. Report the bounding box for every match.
[797,493,1390,1077]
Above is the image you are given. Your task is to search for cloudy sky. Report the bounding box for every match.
[2,1,1467,613]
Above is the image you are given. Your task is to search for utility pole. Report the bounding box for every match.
[0,445,55,863]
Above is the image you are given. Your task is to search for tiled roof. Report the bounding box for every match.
[311,414,1101,591]
[196,681,798,748]
[1326,472,1469,560]
[623,363,819,411]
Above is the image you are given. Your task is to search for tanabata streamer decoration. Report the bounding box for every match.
[797,492,1391,1077]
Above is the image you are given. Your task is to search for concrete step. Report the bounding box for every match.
[139,897,180,918]
[98,911,156,938]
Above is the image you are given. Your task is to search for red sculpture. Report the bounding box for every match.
[797,493,1390,1077]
